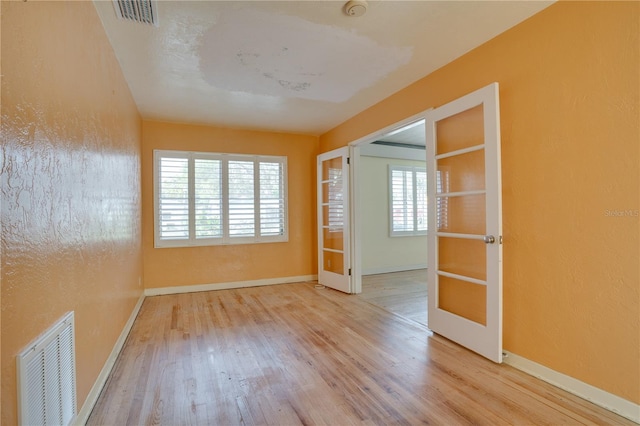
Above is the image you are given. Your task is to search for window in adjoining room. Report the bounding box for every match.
[389,165,427,236]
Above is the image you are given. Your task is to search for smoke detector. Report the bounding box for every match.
[344,0,368,17]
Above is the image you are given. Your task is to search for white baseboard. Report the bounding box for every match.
[73,293,146,425]
[363,264,427,276]
[503,351,640,424]
[144,274,318,297]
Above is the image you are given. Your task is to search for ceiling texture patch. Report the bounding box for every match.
[198,8,412,103]
[92,0,555,134]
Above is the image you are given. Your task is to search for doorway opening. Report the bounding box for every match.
[349,114,430,327]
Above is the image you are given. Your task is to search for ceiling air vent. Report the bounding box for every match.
[112,0,158,26]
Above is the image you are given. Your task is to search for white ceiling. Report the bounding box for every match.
[93,1,553,135]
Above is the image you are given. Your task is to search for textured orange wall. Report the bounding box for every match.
[1,1,4,418]
[142,120,318,288]
[321,2,639,403]
[1,2,143,424]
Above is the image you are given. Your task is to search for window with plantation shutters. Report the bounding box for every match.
[389,165,427,236]
[154,150,287,247]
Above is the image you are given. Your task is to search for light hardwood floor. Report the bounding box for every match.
[359,269,428,325]
[88,283,633,425]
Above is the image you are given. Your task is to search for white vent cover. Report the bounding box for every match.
[17,312,77,426]
[112,0,158,26]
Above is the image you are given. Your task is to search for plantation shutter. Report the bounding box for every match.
[390,166,427,236]
[154,151,287,247]
[416,170,427,231]
[259,161,286,236]
[228,160,256,237]
[158,157,189,240]
[391,168,415,233]
[195,159,222,238]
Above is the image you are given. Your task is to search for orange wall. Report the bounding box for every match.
[142,120,318,288]
[321,2,639,404]
[1,2,143,424]
[1,0,4,419]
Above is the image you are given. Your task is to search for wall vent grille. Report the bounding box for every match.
[112,0,158,26]
[17,312,77,426]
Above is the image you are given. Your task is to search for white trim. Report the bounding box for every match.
[436,270,486,286]
[348,109,434,296]
[349,145,363,294]
[144,275,318,297]
[437,189,486,198]
[363,264,427,276]
[504,351,640,424]
[348,111,433,148]
[436,232,486,241]
[360,144,425,161]
[73,293,145,426]
[434,143,484,160]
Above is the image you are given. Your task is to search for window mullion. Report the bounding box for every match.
[221,157,230,243]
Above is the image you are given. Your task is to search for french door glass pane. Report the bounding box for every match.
[323,227,343,251]
[438,275,487,325]
[323,250,344,274]
[435,104,484,155]
[437,194,485,234]
[438,237,486,281]
[436,149,485,194]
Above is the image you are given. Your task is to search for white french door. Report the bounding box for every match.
[317,147,351,293]
[426,83,503,362]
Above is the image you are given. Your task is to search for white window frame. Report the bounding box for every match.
[389,165,427,237]
[154,150,288,248]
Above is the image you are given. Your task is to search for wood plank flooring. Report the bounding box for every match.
[359,269,428,325]
[88,283,633,425]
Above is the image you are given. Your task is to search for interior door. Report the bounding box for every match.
[317,147,351,293]
[426,83,503,362]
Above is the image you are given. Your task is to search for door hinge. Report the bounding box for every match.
[347,157,350,165]
[348,268,352,276]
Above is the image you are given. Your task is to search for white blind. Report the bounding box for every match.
[195,159,222,238]
[158,157,189,240]
[259,162,285,236]
[327,167,343,231]
[228,160,255,237]
[391,168,414,232]
[154,151,287,247]
[435,170,449,231]
[390,166,427,236]
[416,170,427,231]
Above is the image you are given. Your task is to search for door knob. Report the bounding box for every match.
[483,235,496,244]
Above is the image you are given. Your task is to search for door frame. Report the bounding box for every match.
[347,109,432,295]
